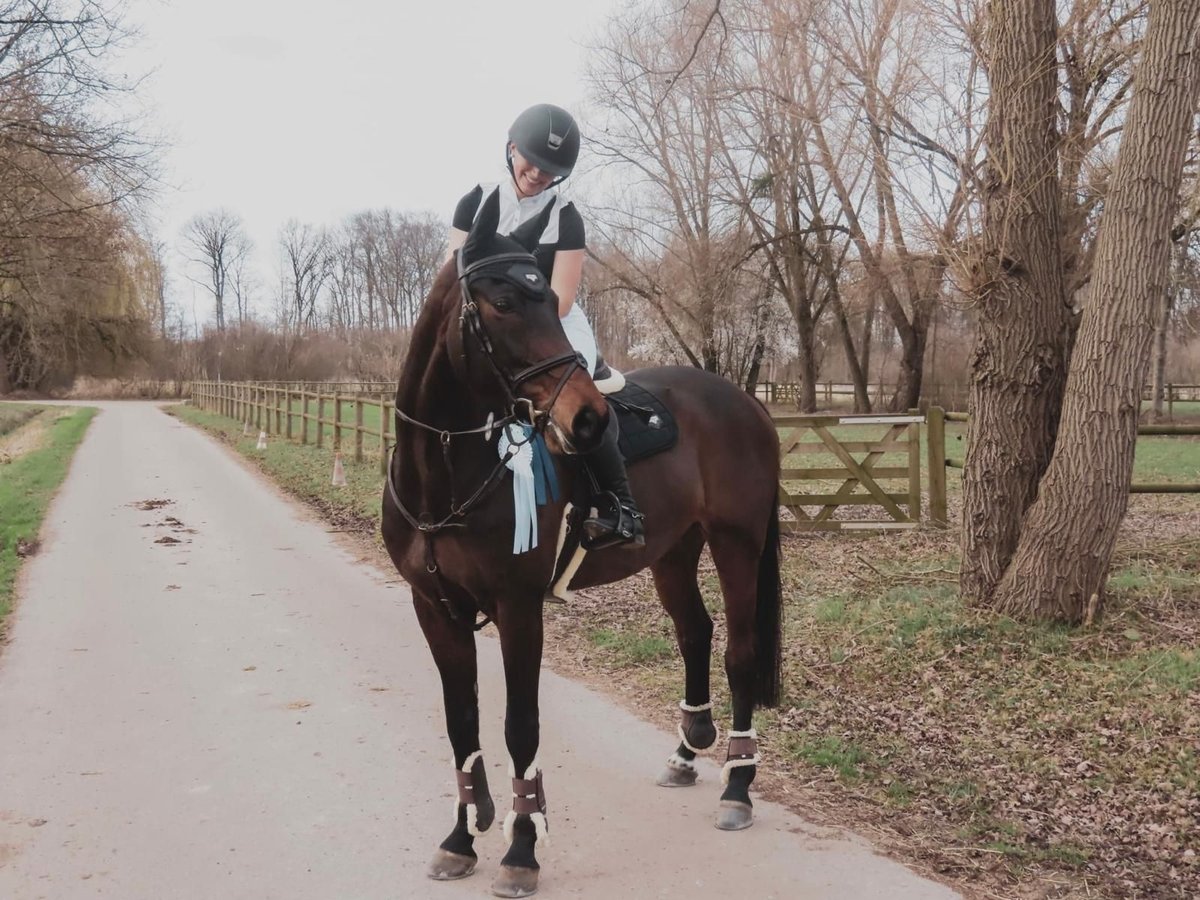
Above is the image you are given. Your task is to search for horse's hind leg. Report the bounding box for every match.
[707,525,767,831]
[412,596,495,881]
[651,525,719,788]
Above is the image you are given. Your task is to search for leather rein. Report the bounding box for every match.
[385,248,582,628]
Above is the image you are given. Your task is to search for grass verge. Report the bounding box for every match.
[0,406,96,629]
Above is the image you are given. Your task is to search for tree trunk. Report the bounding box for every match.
[1150,236,1186,421]
[960,0,1073,604]
[745,335,766,396]
[991,0,1200,622]
[794,304,819,412]
[859,292,876,404]
[830,283,872,413]
[891,329,925,412]
[1149,285,1173,422]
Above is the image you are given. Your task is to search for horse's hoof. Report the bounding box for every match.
[491,864,539,898]
[715,800,754,831]
[427,848,477,880]
[656,765,698,787]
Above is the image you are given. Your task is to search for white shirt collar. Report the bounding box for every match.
[487,178,561,245]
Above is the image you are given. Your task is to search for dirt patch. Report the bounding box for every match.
[0,415,48,462]
[132,499,174,511]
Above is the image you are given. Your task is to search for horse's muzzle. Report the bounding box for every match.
[569,403,606,454]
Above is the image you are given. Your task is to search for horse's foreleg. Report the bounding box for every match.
[412,596,495,880]
[708,528,763,832]
[492,599,546,899]
[651,531,718,787]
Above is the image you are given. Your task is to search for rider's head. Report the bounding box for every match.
[506,104,580,197]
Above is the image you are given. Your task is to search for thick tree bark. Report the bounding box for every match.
[991,0,1200,622]
[960,0,1073,603]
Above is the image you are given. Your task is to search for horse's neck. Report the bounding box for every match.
[393,305,496,516]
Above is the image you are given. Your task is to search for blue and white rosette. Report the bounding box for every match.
[497,424,560,555]
[498,424,537,554]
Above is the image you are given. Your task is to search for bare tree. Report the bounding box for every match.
[986,0,1200,622]
[279,219,330,331]
[229,231,255,327]
[0,0,159,389]
[587,1,760,378]
[1150,165,1199,418]
[957,0,1074,603]
[182,210,249,333]
[721,0,906,410]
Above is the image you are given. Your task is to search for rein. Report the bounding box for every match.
[386,248,583,629]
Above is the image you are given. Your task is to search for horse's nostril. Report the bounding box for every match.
[573,406,600,448]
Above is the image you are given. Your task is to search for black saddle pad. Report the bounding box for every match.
[610,380,678,464]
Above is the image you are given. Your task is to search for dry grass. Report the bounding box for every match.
[540,502,1200,899]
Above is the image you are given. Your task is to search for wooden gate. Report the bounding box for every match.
[776,413,926,532]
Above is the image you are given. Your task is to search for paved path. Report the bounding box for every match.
[0,401,959,899]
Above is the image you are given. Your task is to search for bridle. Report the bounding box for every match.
[385,247,585,628]
[452,249,583,425]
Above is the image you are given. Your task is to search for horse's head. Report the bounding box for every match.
[451,188,608,454]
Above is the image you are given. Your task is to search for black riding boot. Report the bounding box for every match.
[582,416,645,550]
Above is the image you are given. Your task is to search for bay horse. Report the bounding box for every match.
[381,189,783,898]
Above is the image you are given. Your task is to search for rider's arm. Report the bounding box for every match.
[445,185,483,262]
[552,203,587,319]
[551,250,584,318]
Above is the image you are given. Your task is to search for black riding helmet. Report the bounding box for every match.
[506,103,580,182]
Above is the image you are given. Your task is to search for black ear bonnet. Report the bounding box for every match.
[459,189,555,302]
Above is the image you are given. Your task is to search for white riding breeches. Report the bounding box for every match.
[560,304,597,376]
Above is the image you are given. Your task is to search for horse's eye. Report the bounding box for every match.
[492,298,514,314]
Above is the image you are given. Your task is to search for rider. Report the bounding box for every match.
[446,103,645,549]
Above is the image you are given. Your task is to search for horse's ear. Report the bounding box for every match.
[509,200,555,252]
[462,188,501,261]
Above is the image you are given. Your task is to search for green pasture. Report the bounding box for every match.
[224,393,392,454]
[777,419,1198,509]
[0,406,96,627]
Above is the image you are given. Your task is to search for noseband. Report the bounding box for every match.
[386,248,586,628]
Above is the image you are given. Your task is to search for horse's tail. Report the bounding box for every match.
[754,499,784,708]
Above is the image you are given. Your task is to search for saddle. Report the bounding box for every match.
[592,359,678,464]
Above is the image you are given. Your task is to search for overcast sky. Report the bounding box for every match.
[119,0,624,324]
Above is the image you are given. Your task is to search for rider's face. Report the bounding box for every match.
[510,145,555,197]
